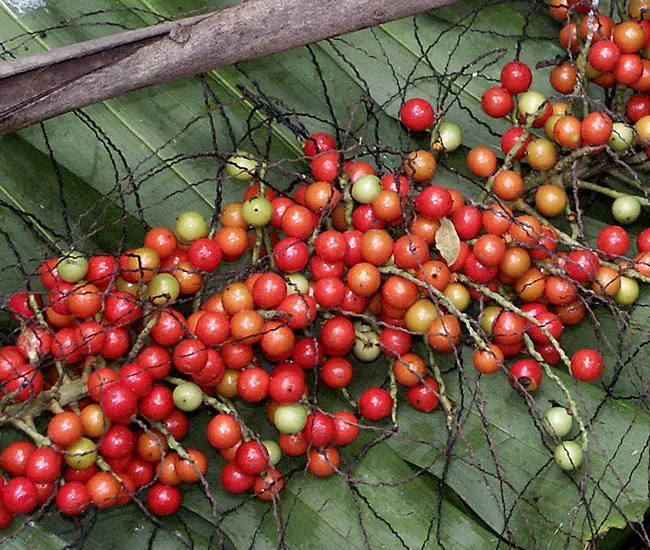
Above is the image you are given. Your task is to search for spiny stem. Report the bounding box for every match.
[152,421,191,461]
[523,335,588,452]
[126,312,159,362]
[389,360,398,428]
[423,342,454,431]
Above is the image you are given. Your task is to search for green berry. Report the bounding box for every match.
[351,175,382,204]
[226,151,258,182]
[65,437,98,470]
[543,407,573,438]
[175,211,208,242]
[608,123,634,152]
[612,195,641,225]
[274,403,308,434]
[285,273,309,295]
[435,120,462,152]
[615,276,639,305]
[554,441,584,471]
[147,273,180,305]
[262,440,282,465]
[241,197,273,227]
[57,251,88,283]
[173,382,203,412]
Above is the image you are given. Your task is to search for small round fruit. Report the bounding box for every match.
[611,195,641,224]
[543,407,573,438]
[147,483,182,516]
[274,403,308,434]
[175,211,208,242]
[64,437,98,470]
[434,120,462,152]
[358,387,393,422]
[554,441,584,471]
[57,251,88,283]
[615,276,639,305]
[172,382,203,412]
[570,349,604,382]
[262,440,282,466]
[535,184,567,217]
[242,197,273,227]
[400,98,435,131]
[609,123,634,151]
[226,151,257,181]
[352,175,382,204]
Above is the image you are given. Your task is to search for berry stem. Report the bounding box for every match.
[523,334,588,452]
[11,416,51,447]
[576,180,650,206]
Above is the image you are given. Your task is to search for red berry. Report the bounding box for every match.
[399,98,435,131]
[500,61,533,94]
[358,387,393,422]
[570,349,604,382]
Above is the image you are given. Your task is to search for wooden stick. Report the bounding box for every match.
[0,0,458,135]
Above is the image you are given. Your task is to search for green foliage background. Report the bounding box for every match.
[0,0,649,548]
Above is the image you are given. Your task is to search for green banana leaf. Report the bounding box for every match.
[0,0,647,548]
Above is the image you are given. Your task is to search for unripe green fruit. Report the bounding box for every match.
[175,211,208,242]
[173,382,203,412]
[65,437,98,470]
[262,440,282,466]
[226,151,258,182]
[608,123,634,152]
[58,251,88,283]
[354,338,381,362]
[285,273,309,295]
[554,441,584,471]
[615,276,639,305]
[611,195,641,225]
[351,175,382,204]
[518,90,546,119]
[543,407,573,438]
[147,273,180,305]
[480,305,502,335]
[241,197,273,227]
[435,120,462,152]
[274,403,308,434]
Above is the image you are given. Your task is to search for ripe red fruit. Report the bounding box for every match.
[1,441,35,477]
[173,339,208,375]
[147,483,182,516]
[407,377,440,412]
[501,126,531,159]
[481,86,514,118]
[235,441,270,476]
[220,462,255,494]
[414,186,453,219]
[138,385,175,421]
[273,237,309,273]
[500,61,533,94]
[188,238,222,271]
[570,349,604,382]
[358,387,393,422]
[332,411,360,446]
[399,98,435,131]
[1,477,38,514]
[304,132,336,157]
[302,411,335,447]
[597,225,630,258]
[56,481,91,516]
[527,310,563,345]
[588,40,620,72]
[565,249,599,283]
[100,383,137,423]
[24,447,62,484]
[509,359,542,392]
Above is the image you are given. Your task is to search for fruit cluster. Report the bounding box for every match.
[1,0,650,529]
